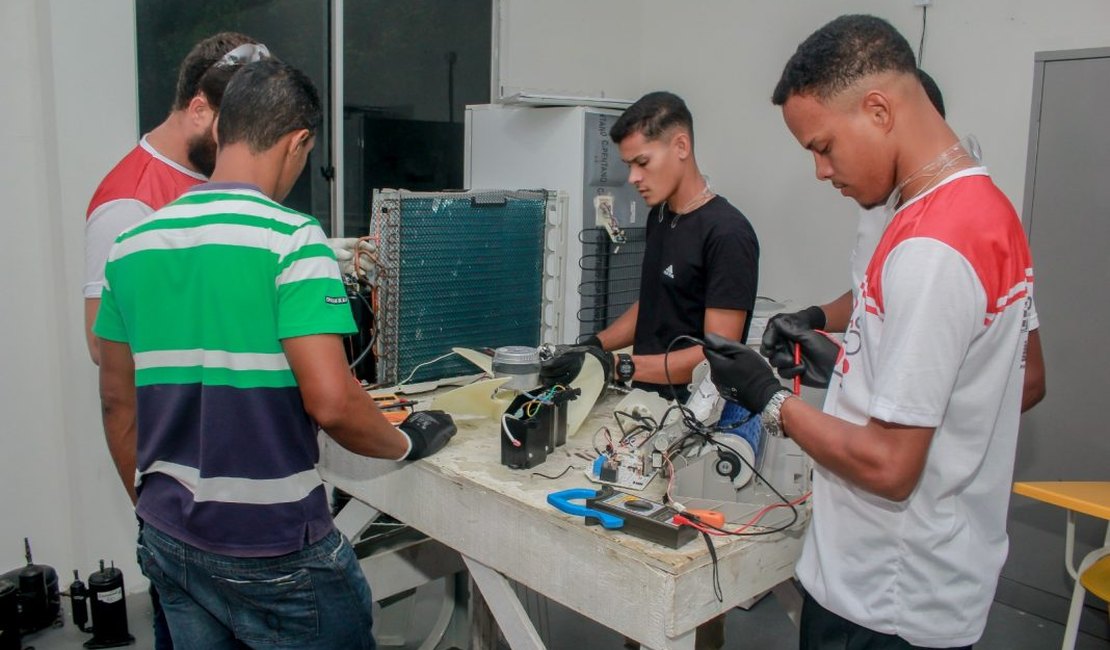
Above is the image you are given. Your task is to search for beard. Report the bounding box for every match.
[186,132,217,177]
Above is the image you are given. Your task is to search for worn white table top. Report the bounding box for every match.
[319,392,808,649]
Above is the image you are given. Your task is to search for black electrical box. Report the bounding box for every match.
[500,392,550,469]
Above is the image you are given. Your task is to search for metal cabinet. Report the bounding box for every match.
[1000,48,1110,640]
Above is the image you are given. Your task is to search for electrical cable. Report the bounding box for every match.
[347,289,376,369]
[530,465,579,480]
[918,6,928,65]
[592,426,614,455]
[704,436,802,536]
[659,333,808,534]
[702,530,724,602]
[501,414,522,448]
[397,351,458,386]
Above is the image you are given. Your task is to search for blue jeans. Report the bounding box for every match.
[150,583,174,649]
[138,522,375,650]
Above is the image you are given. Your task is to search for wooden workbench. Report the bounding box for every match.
[319,393,809,650]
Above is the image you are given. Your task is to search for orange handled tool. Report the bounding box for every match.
[683,508,726,528]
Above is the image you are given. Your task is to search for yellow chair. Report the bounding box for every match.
[1013,481,1110,650]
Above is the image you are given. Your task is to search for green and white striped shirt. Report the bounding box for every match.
[94,182,356,557]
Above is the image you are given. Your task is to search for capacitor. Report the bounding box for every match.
[0,580,19,650]
[85,560,134,649]
[66,570,89,632]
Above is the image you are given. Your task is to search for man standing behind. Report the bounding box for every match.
[704,15,1036,649]
[588,91,759,401]
[84,32,267,365]
[82,31,266,649]
[95,60,455,649]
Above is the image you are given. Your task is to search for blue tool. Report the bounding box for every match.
[546,488,624,529]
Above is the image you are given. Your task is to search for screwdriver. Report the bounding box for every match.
[794,341,803,392]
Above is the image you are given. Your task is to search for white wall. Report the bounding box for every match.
[500,0,1110,305]
[1,0,141,585]
[496,0,643,101]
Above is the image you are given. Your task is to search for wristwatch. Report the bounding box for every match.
[761,390,793,438]
[614,353,635,383]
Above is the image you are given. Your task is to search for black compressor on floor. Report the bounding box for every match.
[0,537,60,642]
[82,560,134,648]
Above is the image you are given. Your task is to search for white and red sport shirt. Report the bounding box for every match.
[796,168,1035,647]
[84,136,206,298]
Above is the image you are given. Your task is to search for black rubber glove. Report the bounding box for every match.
[702,333,786,414]
[398,410,457,460]
[759,306,839,388]
[539,344,612,386]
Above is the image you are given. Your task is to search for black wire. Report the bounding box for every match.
[917,6,928,65]
[531,465,578,480]
[662,334,718,436]
[702,530,724,602]
[347,290,376,369]
[703,438,801,536]
[659,333,805,534]
[613,410,658,444]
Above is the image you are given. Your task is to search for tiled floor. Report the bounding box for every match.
[20,580,1109,649]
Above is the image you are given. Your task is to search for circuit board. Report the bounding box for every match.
[585,450,657,491]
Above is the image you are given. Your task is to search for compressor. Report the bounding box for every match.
[0,538,60,636]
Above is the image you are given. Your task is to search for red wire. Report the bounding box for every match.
[677,492,813,536]
[724,491,812,534]
[793,343,802,395]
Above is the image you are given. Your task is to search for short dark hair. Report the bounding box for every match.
[217,60,322,153]
[772,15,917,105]
[609,91,694,146]
[172,32,258,110]
[917,69,945,118]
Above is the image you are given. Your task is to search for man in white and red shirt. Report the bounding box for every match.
[84,32,267,365]
[703,15,1037,650]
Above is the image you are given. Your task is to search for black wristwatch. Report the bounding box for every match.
[614,353,635,383]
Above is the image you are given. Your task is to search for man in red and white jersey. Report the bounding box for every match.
[703,15,1038,650]
[760,69,1045,413]
[84,32,269,365]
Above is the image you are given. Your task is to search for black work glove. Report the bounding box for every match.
[539,344,612,386]
[398,410,457,460]
[759,306,839,388]
[702,333,785,414]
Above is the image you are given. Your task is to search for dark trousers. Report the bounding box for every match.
[800,592,972,650]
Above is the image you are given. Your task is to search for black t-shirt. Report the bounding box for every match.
[632,195,759,396]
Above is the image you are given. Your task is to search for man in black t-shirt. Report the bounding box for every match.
[587,91,759,402]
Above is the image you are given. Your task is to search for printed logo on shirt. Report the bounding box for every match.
[662,264,674,279]
[325,296,350,305]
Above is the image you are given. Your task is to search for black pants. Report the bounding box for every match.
[800,592,972,650]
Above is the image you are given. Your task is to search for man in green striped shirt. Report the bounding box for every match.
[95,60,455,649]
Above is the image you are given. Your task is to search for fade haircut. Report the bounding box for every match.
[772,15,917,105]
[917,69,945,118]
[217,60,321,153]
[609,91,694,146]
[172,32,258,111]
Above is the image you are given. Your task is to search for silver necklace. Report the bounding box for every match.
[887,135,982,212]
[658,182,714,228]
